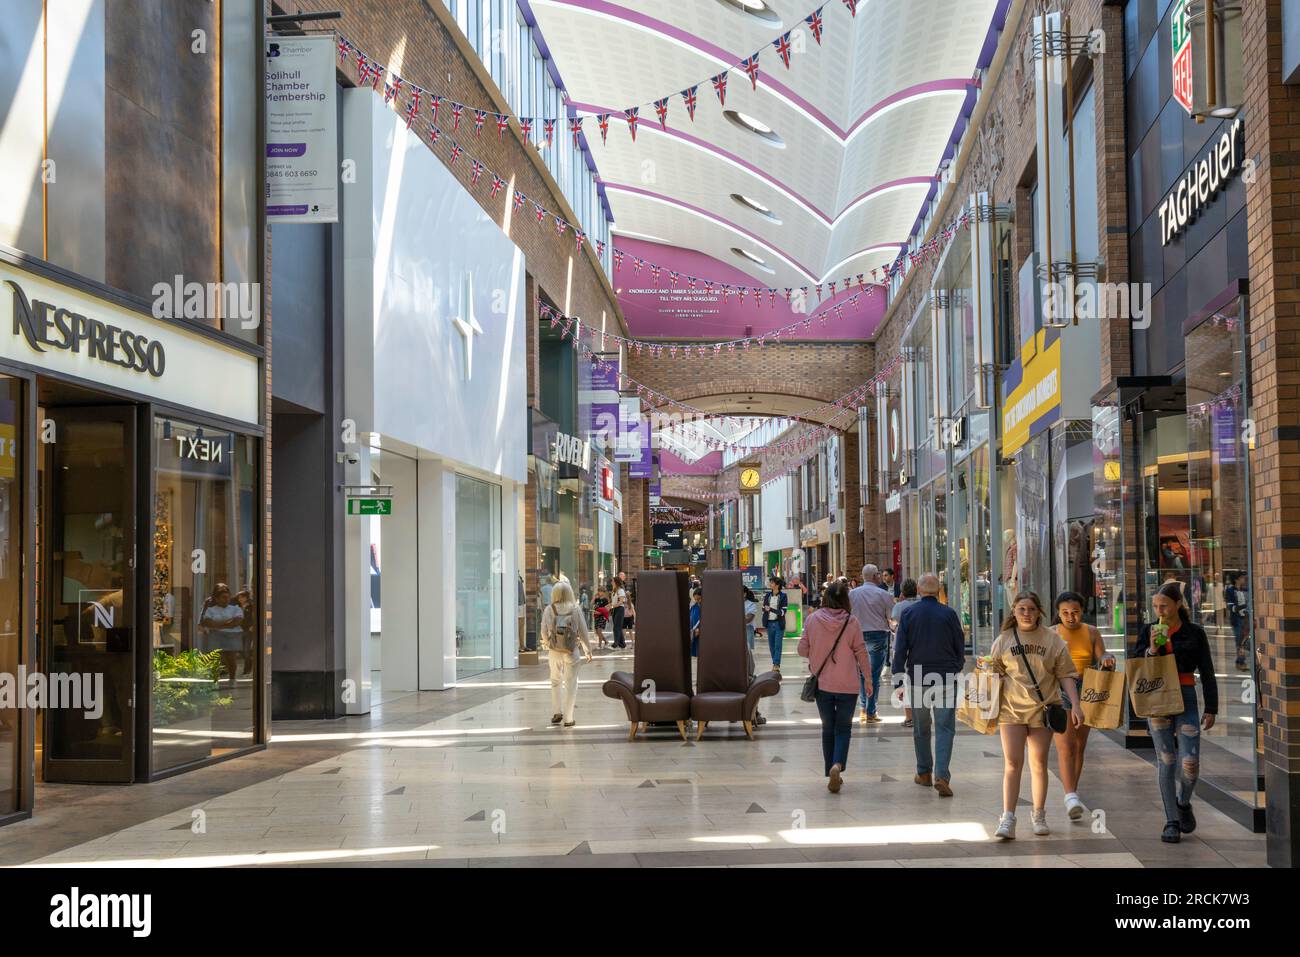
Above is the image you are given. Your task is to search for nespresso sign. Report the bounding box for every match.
[1159,117,1244,247]
[0,263,260,426]
[7,280,166,377]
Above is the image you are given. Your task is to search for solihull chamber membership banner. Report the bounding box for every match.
[265,35,338,223]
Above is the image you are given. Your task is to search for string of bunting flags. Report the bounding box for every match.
[337,30,973,294]
[335,2,861,155]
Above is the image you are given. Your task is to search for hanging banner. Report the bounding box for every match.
[265,35,338,223]
[582,353,620,447]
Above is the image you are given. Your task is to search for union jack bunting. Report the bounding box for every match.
[842,0,859,16]
[404,88,421,128]
[448,142,464,165]
[473,110,487,135]
[595,240,605,257]
[654,98,670,130]
[740,53,760,90]
[337,37,353,63]
[625,107,640,142]
[649,264,661,284]
[470,160,484,184]
[687,278,697,291]
[815,283,823,300]
[368,63,384,91]
[534,202,547,224]
[613,249,625,270]
[575,230,585,252]
[669,271,679,287]
[597,113,611,144]
[490,174,506,197]
[738,287,747,305]
[430,95,443,122]
[769,289,777,306]
[519,116,533,141]
[383,77,403,105]
[554,216,567,235]
[354,51,369,81]
[784,288,793,304]
[805,7,824,45]
[633,258,643,275]
[711,72,729,107]
[513,190,526,211]
[450,102,464,130]
[843,277,852,293]
[773,32,793,69]
[570,117,583,147]
[829,280,837,297]
[427,123,441,144]
[681,86,699,121]
[496,113,510,141]
[857,274,866,290]
[543,118,556,148]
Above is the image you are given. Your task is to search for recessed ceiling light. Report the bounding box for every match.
[731,247,775,273]
[724,110,785,147]
[716,0,782,26]
[731,193,782,223]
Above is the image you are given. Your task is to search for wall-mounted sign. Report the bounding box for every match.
[1172,0,1194,114]
[1002,332,1062,457]
[600,465,614,500]
[885,491,901,514]
[1159,117,1244,247]
[550,431,591,471]
[265,35,339,223]
[652,523,683,551]
[347,498,393,516]
[0,264,259,426]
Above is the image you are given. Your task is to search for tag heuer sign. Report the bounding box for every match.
[1172,0,1194,115]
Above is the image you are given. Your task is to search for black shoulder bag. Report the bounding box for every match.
[801,618,850,702]
[1012,629,1069,733]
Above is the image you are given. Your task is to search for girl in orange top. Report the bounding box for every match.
[1051,591,1115,823]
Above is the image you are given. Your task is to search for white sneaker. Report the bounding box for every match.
[1065,793,1085,821]
[995,812,1016,840]
[1031,809,1050,835]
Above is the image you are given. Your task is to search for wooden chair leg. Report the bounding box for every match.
[676,720,689,741]
[743,720,754,740]
[627,721,638,742]
[695,721,707,742]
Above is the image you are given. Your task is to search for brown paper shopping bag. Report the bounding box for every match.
[1126,654,1183,718]
[956,671,1002,734]
[1079,668,1124,729]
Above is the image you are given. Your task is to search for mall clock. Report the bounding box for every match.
[740,467,761,490]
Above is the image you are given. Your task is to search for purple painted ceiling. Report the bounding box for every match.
[616,237,885,341]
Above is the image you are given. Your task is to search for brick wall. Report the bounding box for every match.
[1241,0,1300,867]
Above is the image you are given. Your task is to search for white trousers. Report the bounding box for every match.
[549,652,581,722]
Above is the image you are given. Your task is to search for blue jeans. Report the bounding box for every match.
[815,690,857,775]
[857,631,889,716]
[1148,684,1202,822]
[912,705,956,782]
[612,606,626,648]
[766,623,784,666]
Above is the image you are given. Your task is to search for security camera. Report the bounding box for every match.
[336,451,360,466]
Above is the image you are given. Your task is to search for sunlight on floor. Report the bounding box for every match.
[24,845,441,869]
[778,822,991,845]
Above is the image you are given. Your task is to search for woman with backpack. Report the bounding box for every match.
[541,581,592,728]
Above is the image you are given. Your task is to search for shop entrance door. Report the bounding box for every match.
[41,406,136,784]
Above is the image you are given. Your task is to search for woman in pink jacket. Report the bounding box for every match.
[798,580,873,793]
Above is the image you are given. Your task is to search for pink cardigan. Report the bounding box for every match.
[797,608,871,695]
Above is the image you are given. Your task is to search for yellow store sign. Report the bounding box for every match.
[1002,332,1062,457]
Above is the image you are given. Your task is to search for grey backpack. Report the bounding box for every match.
[550,611,577,653]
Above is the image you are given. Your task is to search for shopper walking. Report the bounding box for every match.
[1051,591,1115,821]
[798,580,871,794]
[849,564,896,725]
[890,578,921,728]
[1134,580,1218,843]
[1225,572,1250,672]
[987,592,1080,839]
[610,575,628,649]
[891,574,965,796]
[541,581,592,728]
[743,586,759,652]
[762,575,788,673]
[593,586,610,648]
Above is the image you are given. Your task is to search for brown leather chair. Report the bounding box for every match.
[690,571,781,739]
[602,571,692,741]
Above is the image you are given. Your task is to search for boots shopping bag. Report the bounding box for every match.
[1079,667,1125,729]
[1126,654,1183,718]
[956,671,1002,734]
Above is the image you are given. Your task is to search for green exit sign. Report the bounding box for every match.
[347,498,393,516]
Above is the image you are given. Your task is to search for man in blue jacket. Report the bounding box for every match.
[892,573,966,797]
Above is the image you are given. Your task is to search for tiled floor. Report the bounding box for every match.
[0,649,1268,868]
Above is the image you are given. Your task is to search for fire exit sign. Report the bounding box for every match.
[347,498,392,516]
[1171,0,1194,114]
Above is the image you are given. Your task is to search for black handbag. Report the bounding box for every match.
[801,618,850,702]
[1012,629,1069,733]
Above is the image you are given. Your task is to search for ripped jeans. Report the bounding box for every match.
[1147,684,1202,823]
